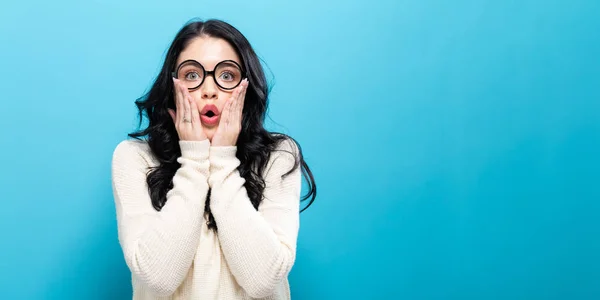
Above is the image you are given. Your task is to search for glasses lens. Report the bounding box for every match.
[215,61,243,89]
[177,61,204,89]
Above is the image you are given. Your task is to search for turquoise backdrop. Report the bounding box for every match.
[0,0,598,299]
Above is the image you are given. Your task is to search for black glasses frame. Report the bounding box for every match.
[171,59,246,91]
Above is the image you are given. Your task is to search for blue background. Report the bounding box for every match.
[1,0,598,299]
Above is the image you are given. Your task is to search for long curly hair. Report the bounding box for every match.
[128,19,316,230]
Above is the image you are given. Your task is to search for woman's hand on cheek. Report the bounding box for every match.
[211,79,248,147]
[168,78,208,142]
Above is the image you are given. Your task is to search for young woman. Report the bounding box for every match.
[111,19,316,299]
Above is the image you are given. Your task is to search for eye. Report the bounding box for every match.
[185,71,201,81]
[219,71,235,81]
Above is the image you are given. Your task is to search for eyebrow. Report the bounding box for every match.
[177,58,241,67]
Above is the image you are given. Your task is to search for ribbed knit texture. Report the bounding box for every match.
[111,138,301,299]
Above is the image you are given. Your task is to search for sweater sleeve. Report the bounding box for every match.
[208,139,302,298]
[111,139,211,297]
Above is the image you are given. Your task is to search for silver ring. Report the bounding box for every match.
[183,117,191,123]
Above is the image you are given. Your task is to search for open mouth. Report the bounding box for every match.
[200,104,220,125]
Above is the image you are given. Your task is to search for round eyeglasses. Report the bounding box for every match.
[172,59,245,91]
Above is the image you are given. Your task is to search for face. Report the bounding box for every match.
[175,36,242,141]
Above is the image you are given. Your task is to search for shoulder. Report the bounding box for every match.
[112,138,155,169]
[113,138,149,158]
[263,134,302,177]
[271,134,300,156]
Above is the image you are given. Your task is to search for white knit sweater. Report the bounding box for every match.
[110,137,301,299]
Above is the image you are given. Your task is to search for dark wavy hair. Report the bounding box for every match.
[127,19,316,230]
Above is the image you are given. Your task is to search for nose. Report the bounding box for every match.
[200,76,218,100]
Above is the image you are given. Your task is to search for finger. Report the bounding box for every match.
[189,95,201,126]
[221,89,236,119]
[180,83,191,125]
[183,88,198,125]
[238,79,248,116]
[230,84,242,112]
[181,82,194,101]
[234,83,242,110]
[232,80,247,124]
[222,96,234,125]
[222,96,231,117]
[173,78,183,124]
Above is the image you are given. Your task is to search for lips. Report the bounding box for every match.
[200,104,220,126]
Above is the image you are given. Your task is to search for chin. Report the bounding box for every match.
[205,133,215,142]
[204,128,216,142]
